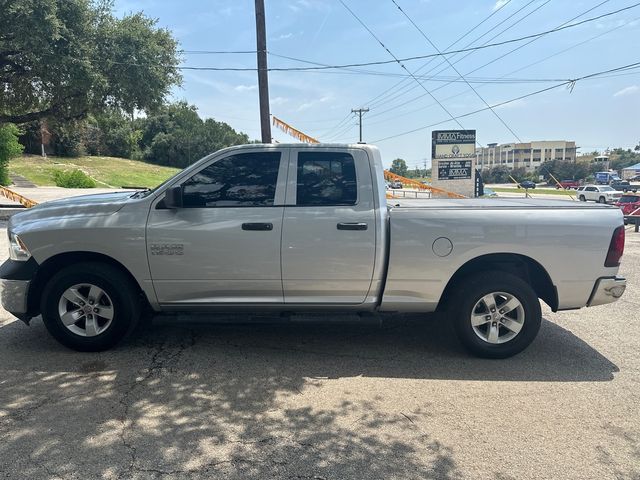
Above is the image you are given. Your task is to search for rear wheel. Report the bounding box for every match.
[449,271,542,358]
[579,195,586,202]
[41,262,141,351]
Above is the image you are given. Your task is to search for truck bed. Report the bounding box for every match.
[389,198,617,210]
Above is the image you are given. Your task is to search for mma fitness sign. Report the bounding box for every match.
[432,130,476,181]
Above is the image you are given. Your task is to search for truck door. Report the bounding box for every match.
[281,148,376,304]
[146,148,288,306]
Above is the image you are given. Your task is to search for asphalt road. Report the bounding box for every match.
[0,222,639,480]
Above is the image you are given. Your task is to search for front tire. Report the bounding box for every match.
[599,196,606,204]
[449,271,542,358]
[41,262,141,351]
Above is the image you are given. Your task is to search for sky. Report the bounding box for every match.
[113,0,640,169]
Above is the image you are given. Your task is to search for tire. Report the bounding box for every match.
[579,195,586,202]
[40,262,141,351]
[599,196,606,204]
[448,271,542,359]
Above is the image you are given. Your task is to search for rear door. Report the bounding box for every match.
[281,148,377,304]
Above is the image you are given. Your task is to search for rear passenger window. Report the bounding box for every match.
[296,152,357,206]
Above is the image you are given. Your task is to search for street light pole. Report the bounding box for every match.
[255,0,271,143]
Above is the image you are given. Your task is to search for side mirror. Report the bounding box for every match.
[164,186,183,209]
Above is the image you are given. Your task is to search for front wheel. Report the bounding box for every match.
[599,196,607,204]
[448,271,542,358]
[41,262,141,351]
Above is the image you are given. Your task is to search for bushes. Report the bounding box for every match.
[0,124,24,186]
[53,169,96,188]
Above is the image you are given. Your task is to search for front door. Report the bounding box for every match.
[281,148,377,304]
[147,148,288,306]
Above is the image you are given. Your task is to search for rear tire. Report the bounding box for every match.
[40,262,141,351]
[579,195,586,202]
[448,271,542,359]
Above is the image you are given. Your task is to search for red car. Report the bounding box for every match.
[615,194,640,216]
[557,179,580,189]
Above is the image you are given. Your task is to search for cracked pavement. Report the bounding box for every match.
[0,222,639,479]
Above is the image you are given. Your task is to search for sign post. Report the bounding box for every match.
[431,130,477,197]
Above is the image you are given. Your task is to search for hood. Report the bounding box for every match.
[9,191,136,227]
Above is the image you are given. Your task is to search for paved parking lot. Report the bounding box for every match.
[0,221,639,479]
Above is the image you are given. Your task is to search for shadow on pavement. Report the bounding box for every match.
[0,313,618,479]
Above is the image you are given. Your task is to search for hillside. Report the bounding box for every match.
[9,155,180,189]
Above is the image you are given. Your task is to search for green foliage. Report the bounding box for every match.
[389,158,408,177]
[53,169,96,188]
[0,0,181,124]
[609,148,640,170]
[537,160,590,181]
[0,123,24,185]
[139,102,249,168]
[481,166,511,184]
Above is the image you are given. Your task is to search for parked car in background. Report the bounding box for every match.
[610,180,638,193]
[614,194,640,217]
[557,179,580,189]
[482,187,498,197]
[390,180,403,189]
[628,175,640,182]
[518,180,536,189]
[577,185,623,203]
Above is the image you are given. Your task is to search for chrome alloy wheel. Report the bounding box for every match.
[470,291,525,344]
[57,283,114,337]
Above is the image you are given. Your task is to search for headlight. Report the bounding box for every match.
[8,232,31,261]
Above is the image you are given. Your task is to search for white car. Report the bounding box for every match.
[577,185,623,204]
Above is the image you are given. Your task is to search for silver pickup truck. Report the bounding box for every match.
[0,144,627,357]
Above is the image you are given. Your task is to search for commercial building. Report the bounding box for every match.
[476,140,577,172]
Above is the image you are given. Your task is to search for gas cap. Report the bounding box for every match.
[432,237,453,257]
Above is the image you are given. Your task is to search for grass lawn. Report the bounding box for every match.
[9,155,180,188]
[491,187,575,196]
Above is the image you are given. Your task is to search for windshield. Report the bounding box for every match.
[619,195,640,203]
[600,186,615,192]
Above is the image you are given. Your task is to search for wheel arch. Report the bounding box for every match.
[437,253,558,312]
[28,251,148,314]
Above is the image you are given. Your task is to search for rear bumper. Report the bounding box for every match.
[0,278,30,319]
[587,276,627,307]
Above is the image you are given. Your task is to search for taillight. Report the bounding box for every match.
[605,226,625,267]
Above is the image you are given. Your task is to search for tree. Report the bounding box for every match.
[389,158,408,177]
[0,0,181,124]
[140,102,250,168]
[0,124,23,185]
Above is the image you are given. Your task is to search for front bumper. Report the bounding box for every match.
[0,278,30,318]
[587,276,627,307]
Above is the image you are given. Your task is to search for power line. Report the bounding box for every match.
[337,0,468,135]
[367,0,544,110]
[363,0,515,108]
[171,2,639,72]
[180,50,256,54]
[390,0,522,143]
[371,61,640,143]
[364,0,619,122]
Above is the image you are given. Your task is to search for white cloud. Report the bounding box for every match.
[613,85,639,97]
[272,32,294,41]
[234,84,257,92]
[493,0,509,11]
[271,97,289,106]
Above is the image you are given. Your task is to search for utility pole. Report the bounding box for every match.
[351,107,369,143]
[255,0,271,143]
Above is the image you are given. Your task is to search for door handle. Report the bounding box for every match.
[337,222,368,231]
[242,222,273,231]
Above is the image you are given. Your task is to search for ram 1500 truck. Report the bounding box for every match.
[0,144,627,358]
